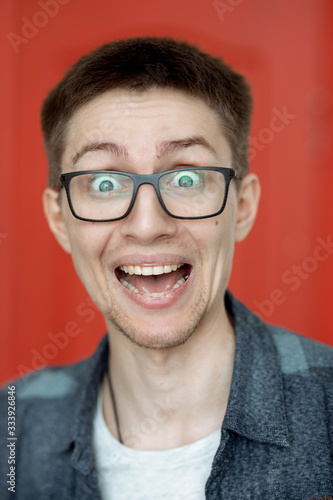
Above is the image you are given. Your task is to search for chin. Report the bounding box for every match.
[105,293,208,350]
[118,328,194,350]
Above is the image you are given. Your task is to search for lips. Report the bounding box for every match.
[115,262,191,298]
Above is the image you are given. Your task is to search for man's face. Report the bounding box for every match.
[49,88,244,349]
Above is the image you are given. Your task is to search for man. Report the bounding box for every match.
[1,37,333,499]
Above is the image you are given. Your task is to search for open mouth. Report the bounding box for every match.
[115,263,191,298]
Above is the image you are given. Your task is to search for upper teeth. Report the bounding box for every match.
[119,263,183,276]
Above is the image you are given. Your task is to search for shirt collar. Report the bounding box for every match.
[223,291,290,447]
[71,335,109,475]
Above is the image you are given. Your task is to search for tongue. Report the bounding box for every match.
[126,269,184,293]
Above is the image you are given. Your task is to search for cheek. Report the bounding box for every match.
[65,220,111,272]
[203,209,236,283]
[205,208,235,255]
[63,223,114,313]
[195,222,228,277]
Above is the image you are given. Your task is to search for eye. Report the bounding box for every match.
[89,173,121,193]
[170,170,203,188]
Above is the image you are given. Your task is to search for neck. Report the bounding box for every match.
[102,306,235,450]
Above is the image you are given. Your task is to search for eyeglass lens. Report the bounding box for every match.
[68,169,226,221]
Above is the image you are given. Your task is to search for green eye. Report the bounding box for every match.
[171,170,202,188]
[178,175,194,187]
[99,180,113,192]
[89,174,120,193]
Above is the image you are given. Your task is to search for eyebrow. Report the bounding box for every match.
[71,135,219,166]
[156,135,219,160]
[72,142,128,166]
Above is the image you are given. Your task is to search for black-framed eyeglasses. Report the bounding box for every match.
[59,167,241,222]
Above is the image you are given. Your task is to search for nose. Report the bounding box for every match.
[119,183,178,244]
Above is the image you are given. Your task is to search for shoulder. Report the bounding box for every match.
[0,334,108,405]
[264,324,333,425]
[0,358,93,490]
[228,290,333,383]
[267,323,333,380]
[0,356,90,403]
[229,290,333,379]
[0,335,108,439]
[0,353,100,447]
[0,358,91,448]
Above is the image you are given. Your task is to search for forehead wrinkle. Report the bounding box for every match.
[72,142,129,166]
[156,135,219,161]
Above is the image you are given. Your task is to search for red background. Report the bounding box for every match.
[1,0,332,384]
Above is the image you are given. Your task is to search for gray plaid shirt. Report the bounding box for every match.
[1,292,333,499]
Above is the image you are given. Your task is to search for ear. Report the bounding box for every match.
[234,173,261,242]
[42,188,72,254]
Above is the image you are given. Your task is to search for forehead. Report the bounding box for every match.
[63,88,232,169]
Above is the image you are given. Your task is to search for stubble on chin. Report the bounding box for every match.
[103,287,209,350]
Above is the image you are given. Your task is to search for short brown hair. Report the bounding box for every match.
[41,37,252,188]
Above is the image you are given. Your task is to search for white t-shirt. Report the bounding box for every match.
[93,391,221,500]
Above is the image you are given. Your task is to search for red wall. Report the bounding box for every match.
[1,0,332,383]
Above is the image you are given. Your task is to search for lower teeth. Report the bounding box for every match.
[120,277,186,298]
